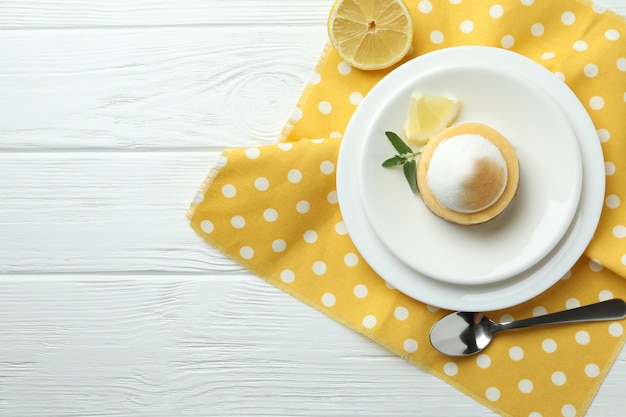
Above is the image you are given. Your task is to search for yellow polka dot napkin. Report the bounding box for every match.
[189,1,626,416]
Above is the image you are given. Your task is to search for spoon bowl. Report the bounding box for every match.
[430,298,626,356]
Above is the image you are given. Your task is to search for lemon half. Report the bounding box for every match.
[327,0,413,71]
[404,93,460,144]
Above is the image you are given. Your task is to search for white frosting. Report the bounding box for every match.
[426,134,508,213]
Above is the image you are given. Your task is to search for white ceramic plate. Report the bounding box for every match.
[336,46,605,311]
[359,63,582,285]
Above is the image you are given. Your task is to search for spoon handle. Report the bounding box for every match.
[498,299,626,331]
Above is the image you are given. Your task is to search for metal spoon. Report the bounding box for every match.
[429,298,626,356]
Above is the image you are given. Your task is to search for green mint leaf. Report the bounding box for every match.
[403,160,418,194]
[381,131,420,193]
[385,131,412,154]
[382,155,405,167]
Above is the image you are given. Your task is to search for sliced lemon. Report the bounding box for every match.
[404,93,460,144]
[327,0,413,71]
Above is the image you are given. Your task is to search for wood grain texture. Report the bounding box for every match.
[0,275,624,416]
[0,152,241,273]
[0,275,493,416]
[0,28,325,150]
[0,0,625,416]
[0,0,330,28]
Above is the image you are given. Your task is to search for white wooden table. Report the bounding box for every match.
[1,1,624,415]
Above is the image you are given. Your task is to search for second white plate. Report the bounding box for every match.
[359,63,582,285]
[336,46,605,311]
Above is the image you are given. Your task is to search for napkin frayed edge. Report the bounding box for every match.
[277,42,333,144]
[577,0,626,24]
[186,149,231,221]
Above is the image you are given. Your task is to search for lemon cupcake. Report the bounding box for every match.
[416,122,519,225]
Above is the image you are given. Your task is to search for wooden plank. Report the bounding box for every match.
[0,27,325,150]
[0,274,623,416]
[0,0,329,28]
[0,152,241,273]
[0,274,492,416]
[0,0,623,29]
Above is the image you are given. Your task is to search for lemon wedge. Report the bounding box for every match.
[327,0,413,71]
[404,93,460,144]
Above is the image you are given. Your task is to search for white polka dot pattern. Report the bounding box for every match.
[188,2,626,417]
[189,137,626,417]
